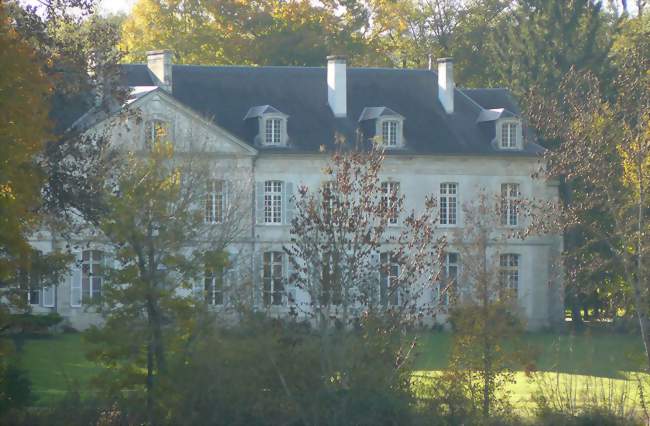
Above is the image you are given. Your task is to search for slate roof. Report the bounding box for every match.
[117,63,543,157]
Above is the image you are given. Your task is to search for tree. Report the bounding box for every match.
[85,140,250,424]
[491,0,613,115]
[120,0,366,66]
[527,19,649,367]
[282,141,445,423]
[442,191,529,420]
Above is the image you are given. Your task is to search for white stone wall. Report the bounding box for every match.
[27,92,563,331]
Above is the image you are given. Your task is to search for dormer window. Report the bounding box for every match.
[265,118,282,145]
[501,122,517,148]
[145,119,169,148]
[359,107,405,149]
[382,120,399,147]
[244,105,289,147]
[496,119,522,150]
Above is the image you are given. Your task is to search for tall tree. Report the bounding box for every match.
[85,139,250,424]
[491,0,613,111]
[121,0,366,66]
[527,19,649,366]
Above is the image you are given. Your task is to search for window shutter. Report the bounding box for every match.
[42,286,55,307]
[223,180,230,221]
[284,182,294,225]
[70,251,82,307]
[256,182,265,224]
[192,275,203,300]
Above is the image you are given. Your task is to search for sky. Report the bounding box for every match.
[98,0,136,15]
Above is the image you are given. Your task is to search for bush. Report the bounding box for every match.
[0,364,34,421]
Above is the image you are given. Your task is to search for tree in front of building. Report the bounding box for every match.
[85,138,250,424]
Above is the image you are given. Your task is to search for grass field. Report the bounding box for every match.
[11,328,649,408]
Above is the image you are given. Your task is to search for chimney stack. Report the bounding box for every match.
[327,55,347,117]
[147,50,173,93]
[437,57,454,114]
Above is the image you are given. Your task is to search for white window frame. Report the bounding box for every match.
[263,251,285,306]
[204,179,226,224]
[439,182,458,226]
[380,252,400,306]
[381,181,400,225]
[501,183,520,226]
[264,180,283,224]
[499,254,519,295]
[382,120,399,147]
[498,119,521,150]
[81,249,103,303]
[28,286,40,306]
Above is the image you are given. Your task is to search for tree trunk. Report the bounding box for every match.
[146,338,154,425]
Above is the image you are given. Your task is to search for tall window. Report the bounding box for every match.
[204,265,224,305]
[438,252,459,305]
[439,183,458,225]
[382,120,399,146]
[501,183,520,226]
[263,251,284,305]
[380,252,399,306]
[499,254,519,295]
[82,250,103,302]
[205,180,226,224]
[264,180,283,224]
[322,181,338,223]
[381,181,400,225]
[321,251,342,305]
[265,118,282,145]
[145,119,168,148]
[28,287,40,305]
[501,122,517,148]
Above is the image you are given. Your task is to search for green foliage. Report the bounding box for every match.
[121,0,366,66]
[0,364,34,417]
[8,313,63,334]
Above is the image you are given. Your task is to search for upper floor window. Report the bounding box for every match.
[380,252,399,306]
[439,183,458,225]
[265,118,282,145]
[205,180,226,224]
[499,120,520,149]
[499,254,519,295]
[145,119,169,148]
[263,251,285,306]
[264,180,283,224]
[381,181,400,225]
[82,249,103,302]
[501,183,520,226]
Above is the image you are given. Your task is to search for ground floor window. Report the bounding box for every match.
[499,254,519,296]
[263,251,284,305]
[205,266,224,305]
[380,252,399,306]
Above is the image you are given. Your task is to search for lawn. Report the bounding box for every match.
[13,328,649,408]
[10,333,101,404]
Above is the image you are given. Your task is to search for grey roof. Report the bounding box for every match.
[115,64,543,156]
[358,106,402,122]
[476,108,517,123]
[243,105,284,120]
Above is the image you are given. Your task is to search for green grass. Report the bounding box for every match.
[12,328,649,409]
[414,330,646,377]
[11,333,101,404]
